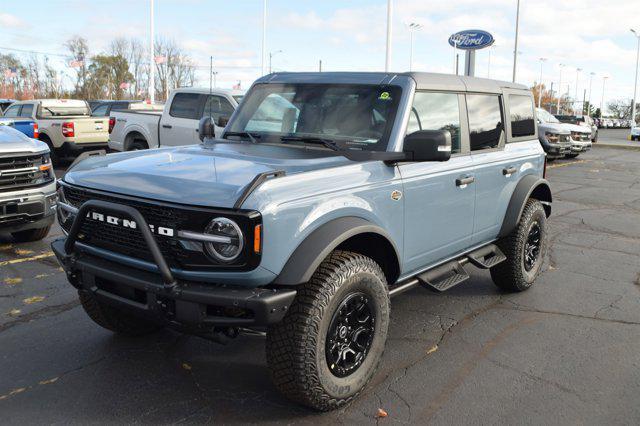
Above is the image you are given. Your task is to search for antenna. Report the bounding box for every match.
[209,55,213,119]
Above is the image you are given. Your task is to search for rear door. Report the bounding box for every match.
[160,92,203,146]
[398,91,475,274]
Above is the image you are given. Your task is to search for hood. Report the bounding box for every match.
[0,125,48,154]
[561,123,591,133]
[537,122,569,134]
[64,142,354,208]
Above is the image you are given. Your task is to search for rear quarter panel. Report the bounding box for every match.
[109,111,161,151]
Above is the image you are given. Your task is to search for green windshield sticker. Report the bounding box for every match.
[379,91,391,100]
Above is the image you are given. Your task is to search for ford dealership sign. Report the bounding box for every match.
[448,30,494,50]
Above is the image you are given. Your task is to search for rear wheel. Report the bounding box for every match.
[11,225,51,242]
[266,251,390,411]
[79,291,162,336]
[491,199,547,292]
[128,140,148,151]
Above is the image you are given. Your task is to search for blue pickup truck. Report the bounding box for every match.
[53,72,551,410]
[0,118,38,139]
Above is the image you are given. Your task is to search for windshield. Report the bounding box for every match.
[232,95,244,104]
[227,83,402,152]
[536,108,559,124]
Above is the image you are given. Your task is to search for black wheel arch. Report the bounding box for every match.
[499,175,551,238]
[124,131,148,151]
[274,216,401,286]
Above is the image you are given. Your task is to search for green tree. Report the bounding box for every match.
[87,54,133,100]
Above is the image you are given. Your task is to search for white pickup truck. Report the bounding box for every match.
[108,88,243,151]
[3,99,109,161]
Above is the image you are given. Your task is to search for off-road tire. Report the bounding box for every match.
[79,290,161,336]
[129,140,148,151]
[266,250,390,411]
[565,153,580,159]
[491,199,547,292]
[11,225,51,242]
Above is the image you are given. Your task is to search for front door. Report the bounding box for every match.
[399,91,475,275]
[160,92,203,146]
[203,95,235,138]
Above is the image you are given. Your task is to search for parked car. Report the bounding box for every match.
[0,118,38,139]
[0,99,16,113]
[108,88,243,151]
[53,71,551,411]
[90,100,162,117]
[0,125,56,242]
[536,108,572,159]
[555,114,598,142]
[3,99,109,162]
[630,125,640,141]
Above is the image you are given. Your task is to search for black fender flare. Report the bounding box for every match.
[274,216,401,286]
[499,175,552,238]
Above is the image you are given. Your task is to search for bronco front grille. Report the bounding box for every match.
[0,153,52,192]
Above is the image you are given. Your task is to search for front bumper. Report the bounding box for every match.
[0,181,57,230]
[570,140,592,152]
[52,199,296,330]
[543,142,571,158]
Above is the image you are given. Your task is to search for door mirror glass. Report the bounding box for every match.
[198,117,215,141]
[403,130,452,162]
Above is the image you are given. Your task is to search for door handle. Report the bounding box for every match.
[456,176,475,187]
[162,124,172,129]
[503,166,517,175]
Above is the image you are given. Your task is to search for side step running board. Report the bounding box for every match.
[418,260,469,292]
[466,244,506,269]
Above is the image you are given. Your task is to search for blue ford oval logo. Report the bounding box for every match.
[448,30,494,50]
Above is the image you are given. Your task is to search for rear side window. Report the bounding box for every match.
[508,94,535,138]
[466,94,503,151]
[19,104,33,117]
[91,104,109,116]
[407,92,461,153]
[3,105,20,117]
[169,93,202,119]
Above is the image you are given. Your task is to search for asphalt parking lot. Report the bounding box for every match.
[1,139,640,424]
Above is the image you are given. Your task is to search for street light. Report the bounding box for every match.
[407,22,423,71]
[385,0,393,72]
[588,72,595,116]
[575,68,582,112]
[512,0,521,82]
[601,76,609,118]
[261,0,267,76]
[631,29,640,126]
[149,0,155,103]
[557,63,565,114]
[538,57,547,108]
[269,50,282,74]
[487,44,497,78]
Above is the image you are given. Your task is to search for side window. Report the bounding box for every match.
[3,105,20,117]
[508,94,535,138]
[169,93,202,119]
[91,104,109,116]
[202,96,235,121]
[466,94,503,151]
[19,104,33,117]
[406,92,461,153]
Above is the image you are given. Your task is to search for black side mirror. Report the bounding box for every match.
[216,116,230,127]
[198,116,215,141]
[403,130,452,162]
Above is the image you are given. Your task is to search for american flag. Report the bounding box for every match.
[119,82,130,90]
[69,60,84,68]
[4,67,17,78]
[154,55,167,64]
[232,80,241,90]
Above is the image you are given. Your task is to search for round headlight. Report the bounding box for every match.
[204,217,244,262]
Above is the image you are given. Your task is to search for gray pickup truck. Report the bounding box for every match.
[53,72,551,410]
[0,126,57,241]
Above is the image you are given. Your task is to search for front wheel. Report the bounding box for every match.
[491,199,547,292]
[266,251,390,411]
[565,153,580,159]
[12,225,51,242]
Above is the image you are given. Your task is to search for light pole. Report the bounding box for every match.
[261,0,267,76]
[557,63,565,114]
[538,57,547,108]
[588,72,595,116]
[452,38,459,75]
[575,68,582,113]
[149,0,155,103]
[512,0,521,82]
[269,50,282,74]
[385,0,393,72]
[631,29,640,125]
[407,22,422,71]
[600,76,609,118]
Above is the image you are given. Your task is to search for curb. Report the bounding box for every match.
[592,143,640,151]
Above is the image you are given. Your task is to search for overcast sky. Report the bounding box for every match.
[1,0,639,111]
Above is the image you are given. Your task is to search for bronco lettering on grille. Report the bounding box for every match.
[87,211,175,237]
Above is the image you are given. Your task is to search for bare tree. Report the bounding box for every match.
[607,99,633,119]
[65,36,90,99]
[154,38,196,101]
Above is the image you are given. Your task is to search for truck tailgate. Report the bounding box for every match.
[72,118,109,143]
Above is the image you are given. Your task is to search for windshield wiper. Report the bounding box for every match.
[279,135,342,151]
[223,131,260,144]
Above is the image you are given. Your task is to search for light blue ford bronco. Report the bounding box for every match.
[53,72,551,411]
